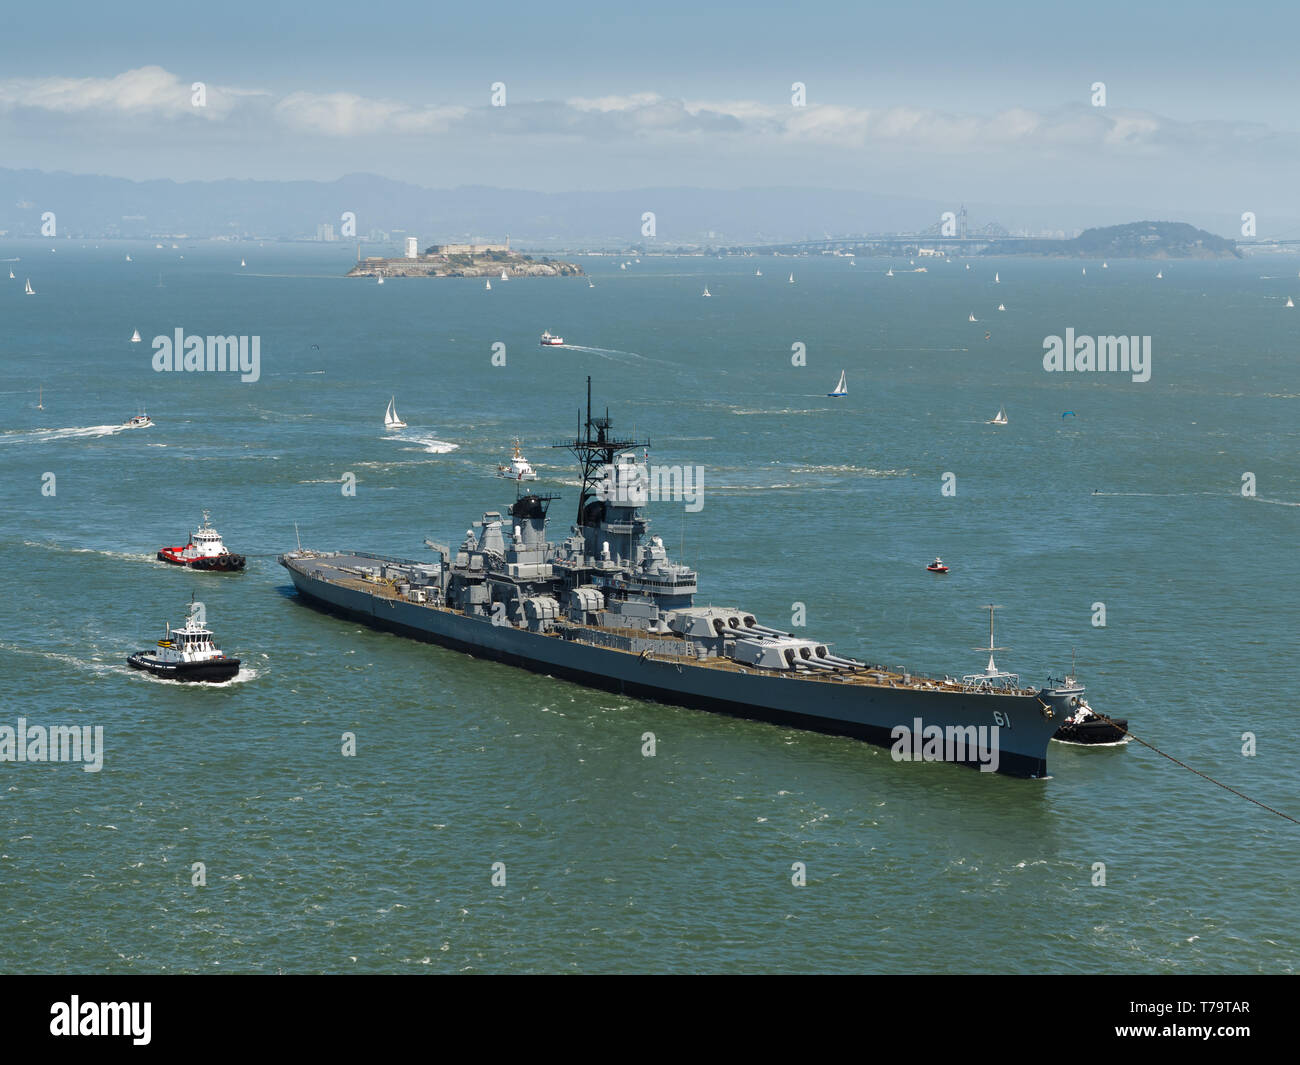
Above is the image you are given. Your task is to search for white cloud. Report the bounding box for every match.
[0,65,1290,166]
[273,92,466,136]
[0,65,258,120]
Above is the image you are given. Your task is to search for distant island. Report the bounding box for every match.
[1003,221,1240,259]
[347,241,583,279]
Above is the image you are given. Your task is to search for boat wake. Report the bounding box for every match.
[0,424,136,445]
[732,407,832,416]
[386,432,459,454]
[0,641,119,676]
[21,541,156,564]
[559,344,657,364]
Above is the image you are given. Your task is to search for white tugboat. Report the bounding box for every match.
[127,599,240,682]
[497,439,539,481]
[157,510,246,571]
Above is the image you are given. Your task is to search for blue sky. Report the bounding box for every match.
[2,0,1298,226]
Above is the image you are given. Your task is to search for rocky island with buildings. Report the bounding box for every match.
[347,239,583,279]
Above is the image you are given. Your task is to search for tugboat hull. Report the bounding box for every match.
[1053,717,1128,745]
[127,653,241,682]
[157,548,246,571]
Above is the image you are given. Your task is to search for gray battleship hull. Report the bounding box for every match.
[283,553,1070,778]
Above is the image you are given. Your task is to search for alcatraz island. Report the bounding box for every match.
[347,238,583,279]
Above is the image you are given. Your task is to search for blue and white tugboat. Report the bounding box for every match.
[127,600,241,682]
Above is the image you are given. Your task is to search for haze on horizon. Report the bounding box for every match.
[2,0,1299,237]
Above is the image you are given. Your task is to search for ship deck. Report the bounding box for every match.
[285,552,1041,698]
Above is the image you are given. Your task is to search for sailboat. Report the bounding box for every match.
[384,396,406,430]
[7,269,13,279]
[376,276,384,285]
[125,254,132,262]
[500,270,508,281]
[1102,261,1109,269]
[485,279,492,290]
[997,303,1006,311]
[788,273,794,283]
[886,267,894,277]
[968,312,977,322]
[1287,298,1295,308]
[1155,270,1163,279]
[37,386,43,411]
[988,405,1008,425]
[24,278,35,295]
[994,272,1000,283]
[240,258,246,268]
[827,370,848,398]
[755,268,762,276]
[130,329,141,343]
[702,286,711,298]
[1081,267,1087,275]
[588,278,595,288]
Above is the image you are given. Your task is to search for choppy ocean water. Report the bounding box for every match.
[1,241,1296,973]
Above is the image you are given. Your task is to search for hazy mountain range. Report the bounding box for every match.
[0,167,1252,248]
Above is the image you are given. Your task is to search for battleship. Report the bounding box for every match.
[280,381,1092,777]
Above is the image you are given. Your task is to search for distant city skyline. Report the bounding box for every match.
[2,1,1299,232]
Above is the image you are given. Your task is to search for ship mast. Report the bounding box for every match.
[974,604,1008,675]
[553,376,649,527]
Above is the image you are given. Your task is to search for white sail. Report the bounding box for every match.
[994,272,1000,282]
[24,278,34,295]
[240,258,246,267]
[485,279,491,290]
[1287,297,1295,308]
[997,303,1006,311]
[829,370,847,396]
[500,270,508,281]
[788,273,794,283]
[702,286,710,297]
[131,329,141,342]
[384,396,406,429]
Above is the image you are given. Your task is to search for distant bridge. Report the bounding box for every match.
[734,234,1041,253]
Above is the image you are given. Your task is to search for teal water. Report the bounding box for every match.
[1,242,1297,973]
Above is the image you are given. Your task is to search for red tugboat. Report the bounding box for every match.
[158,511,246,571]
[926,557,949,573]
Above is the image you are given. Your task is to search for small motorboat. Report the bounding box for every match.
[127,600,240,682]
[497,439,538,481]
[157,511,246,571]
[539,331,565,346]
[926,558,949,573]
[122,411,154,429]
